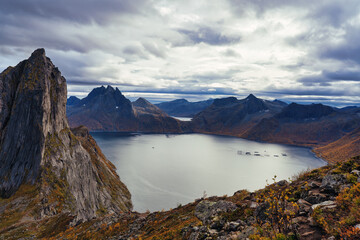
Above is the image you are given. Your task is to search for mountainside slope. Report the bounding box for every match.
[67,87,189,133]
[191,94,286,136]
[243,103,360,146]
[0,49,132,229]
[155,98,213,117]
[133,97,167,116]
[67,86,137,131]
[315,127,360,163]
[67,96,80,106]
[29,156,360,240]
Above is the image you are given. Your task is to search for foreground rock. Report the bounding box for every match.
[0,49,132,227]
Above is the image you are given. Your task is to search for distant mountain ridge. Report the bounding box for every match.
[67,87,360,162]
[191,94,286,136]
[155,98,214,117]
[67,86,190,133]
[67,96,81,105]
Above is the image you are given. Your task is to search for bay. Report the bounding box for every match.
[91,133,326,212]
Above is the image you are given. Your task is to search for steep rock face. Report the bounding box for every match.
[0,49,132,222]
[0,48,67,197]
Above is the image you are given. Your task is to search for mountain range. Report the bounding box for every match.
[2,48,360,239]
[155,98,214,117]
[67,90,360,163]
[67,86,190,133]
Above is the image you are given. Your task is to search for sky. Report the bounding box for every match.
[1,0,360,106]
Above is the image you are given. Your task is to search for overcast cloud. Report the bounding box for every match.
[1,0,360,106]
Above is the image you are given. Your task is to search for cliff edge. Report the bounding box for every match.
[0,49,132,224]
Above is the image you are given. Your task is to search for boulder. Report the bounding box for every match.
[320,174,346,194]
[195,200,237,226]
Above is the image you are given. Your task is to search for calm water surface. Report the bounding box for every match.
[91,133,326,212]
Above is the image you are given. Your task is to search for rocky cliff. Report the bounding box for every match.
[0,49,132,224]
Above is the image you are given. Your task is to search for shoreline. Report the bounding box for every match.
[89,130,330,165]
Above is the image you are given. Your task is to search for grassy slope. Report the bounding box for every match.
[21,156,360,240]
[315,128,360,164]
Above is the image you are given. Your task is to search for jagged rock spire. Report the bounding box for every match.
[0,49,132,222]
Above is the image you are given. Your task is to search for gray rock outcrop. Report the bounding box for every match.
[0,49,132,222]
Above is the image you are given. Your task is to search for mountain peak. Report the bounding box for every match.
[134,97,150,105]
[30,48,46,58]
[246,94,257,100]
[0,49,132,221]
[106,85,115,91]
[67,96,81,106]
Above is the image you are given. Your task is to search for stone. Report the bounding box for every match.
[311,201,337,210]
[320,174,346,193]
[276,179,288,186]
[308,181,321,188]
[355,223,360,230]
[351,170,360,176]
[297,199,312,215]
[195,200,237,226]
[254,202,270,222]
[237,226,256,239]
[304,189,328,204]
[249,201,259,208]
[224,221,241,232]
[0,49,132,222]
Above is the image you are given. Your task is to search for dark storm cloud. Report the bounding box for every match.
[319,26,360,64]
[123,88,236,96]
[178,27,241,46]
[67,79,140,87]
[227,0,305,16]
[0,0,152,54]
[265,88,351,97]
[297,69,360,86]
[228,0,360,26]
[0,0,149,25]
[297,76,332,87]
[323,70,360,81]
[2,0,360,105]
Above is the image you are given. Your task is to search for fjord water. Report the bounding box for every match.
[92,133,326,212]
